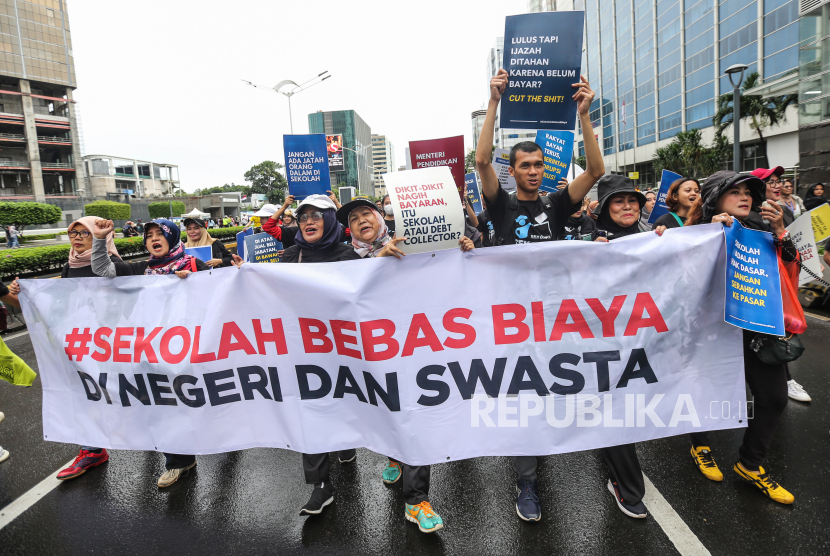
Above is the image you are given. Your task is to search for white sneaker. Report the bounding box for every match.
[157,461,196,488]
[0,411,5,425]
[0,447,9,463]
[787,380,811,402]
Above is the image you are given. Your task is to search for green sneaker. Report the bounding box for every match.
[405,501,444,533]
[382,460,402,484]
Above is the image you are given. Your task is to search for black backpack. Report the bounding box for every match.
[495,192,557,246]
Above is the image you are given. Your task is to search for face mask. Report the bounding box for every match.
[384,205,394,216]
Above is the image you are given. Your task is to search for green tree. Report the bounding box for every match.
[467,146,496,173]
[244,161,288,204]
[713,71,798,169]
[148,201,186,219]
[653,129,731,178]
[0,201,62,231]
[193,183,252,197]
[575,155,587,170]
[84,200,131,220]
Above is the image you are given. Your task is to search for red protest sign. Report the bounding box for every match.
[408,135,465,200]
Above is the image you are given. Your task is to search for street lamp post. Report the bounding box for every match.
[724,63,749,173]
[242,72,332,134]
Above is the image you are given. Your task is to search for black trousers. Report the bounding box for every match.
[390,458,430,505]
[302,449,357,485]
[690,331,788,471]
[601,443,645,505]
[164,453,195,470]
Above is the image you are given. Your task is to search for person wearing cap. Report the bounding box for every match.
[475,68,605,523]
[651,178,700,230]
[184,217,233,268]
[334,197,476,532]
[751,167,794,227]
[262,198,299,251]
[683,170,797,505]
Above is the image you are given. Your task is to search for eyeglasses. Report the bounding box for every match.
[68,230,91,238]
[298,211,324,223]
[767,179,782,185]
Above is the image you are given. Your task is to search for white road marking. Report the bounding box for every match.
[0,459,74,531]
[1,330,29,342]
[643,474,711,556]
[805,312,830,322]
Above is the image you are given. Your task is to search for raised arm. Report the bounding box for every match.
[476,69,508,205]
[91,219,118,278]
[567,76,604,205]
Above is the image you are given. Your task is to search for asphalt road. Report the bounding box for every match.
[0,317,828,556]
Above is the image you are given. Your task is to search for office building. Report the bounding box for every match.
[308,109,373,196]
[471,109,487,149]
[0,0,84,200]
[798,1,830,185]
[570,0,800,188]
[371,133,395,197]
[82,154,179,198]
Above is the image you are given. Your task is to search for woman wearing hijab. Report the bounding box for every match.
[90,217,209,488]
[589,176,666,519]
[53,217,123,481]
[803,183,827,211]
[652,178,700,229]
[263,197,299,250]
[183,217,233,268]
[684,170,796,505]
[335,197,474,533]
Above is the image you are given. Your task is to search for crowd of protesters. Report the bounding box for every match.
[0,69,828,535]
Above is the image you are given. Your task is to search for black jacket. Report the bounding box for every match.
[281,243,352,263]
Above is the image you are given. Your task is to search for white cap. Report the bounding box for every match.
[296,194,336,212]
[253,203,278,217]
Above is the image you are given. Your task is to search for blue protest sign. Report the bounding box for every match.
[648,170,683,224]
[465,173,483,214]
[723,222,784,335]
[535,130,574,193]
[185,246,212,263]
[236,227,254,261]
[244,232,283,263]
[501,11,585,130]
[284,134,331,199]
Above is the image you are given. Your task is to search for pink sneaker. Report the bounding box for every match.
[57,449,109,480]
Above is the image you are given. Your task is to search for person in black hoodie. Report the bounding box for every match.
[587,175,667,519]
[684,170,796,505]
[91,217,209,489]
[803,183,827,211]
[53,216,123,481]
[183,217,233,268]
[559,200,596,240]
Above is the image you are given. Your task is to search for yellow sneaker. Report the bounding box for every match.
[691,446,723,482]
[734,463,794,504]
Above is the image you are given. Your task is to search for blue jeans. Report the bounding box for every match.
[8,237,18,248]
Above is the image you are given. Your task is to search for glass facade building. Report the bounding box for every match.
[308,110,373,196]
[574,0,801,188]
[798,0,830,184]
[371,134,395,196]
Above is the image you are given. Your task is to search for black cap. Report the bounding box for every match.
[336,197,382,226]
[183,217,206,228]
[595,175,646,215]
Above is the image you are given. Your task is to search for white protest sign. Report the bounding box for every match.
[382,166,465,254]
[493,148,517,193]
[786,213,823,285]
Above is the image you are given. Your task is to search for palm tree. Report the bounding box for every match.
[653,129,730,178]
[712,71,798,169]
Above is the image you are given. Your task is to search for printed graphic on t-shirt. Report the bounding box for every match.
[514,214,552,243]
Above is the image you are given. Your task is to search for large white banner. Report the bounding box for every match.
[20,225,746,465]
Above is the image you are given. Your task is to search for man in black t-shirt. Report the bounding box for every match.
[473,67,606,523]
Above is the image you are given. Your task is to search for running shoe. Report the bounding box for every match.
[405,501,443,533]
[338,449,357,464]
[57,448,109,480]
[787,380,811,402]
[691,446,723,481]
[0,447,8,463]
[734,462,794,504]
[515,479,541,521]
[157,460,196,488]
[382,460,402,484]
[300,482,334,516]
[607,479,647,518]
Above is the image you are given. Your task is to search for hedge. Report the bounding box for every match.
[0,228,242,278]
[149,201,186,220]
[0,201,62,228]
[85,200,131,220]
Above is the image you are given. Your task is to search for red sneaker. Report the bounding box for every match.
[57,449,109,480]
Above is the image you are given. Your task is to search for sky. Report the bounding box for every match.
[70,0,527,193]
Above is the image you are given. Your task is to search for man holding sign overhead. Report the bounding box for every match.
[475,66,605,522]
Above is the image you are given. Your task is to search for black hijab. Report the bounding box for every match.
[803,184,827,211]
